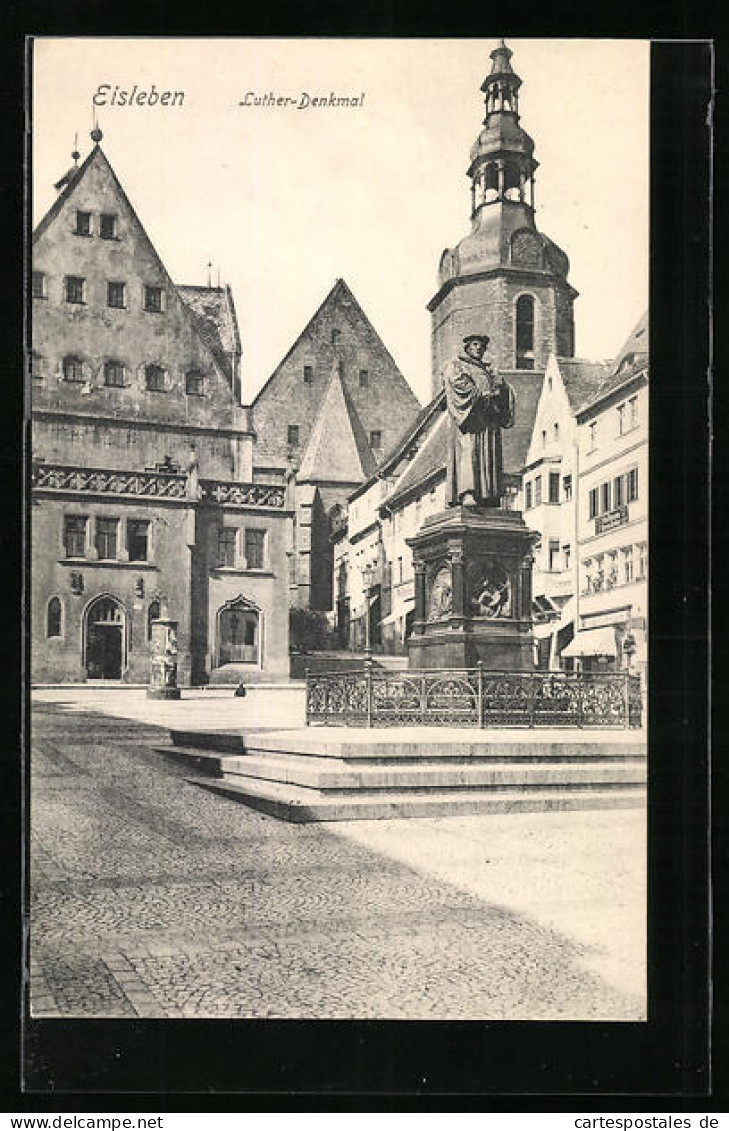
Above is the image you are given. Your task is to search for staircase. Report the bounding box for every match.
[164,727,646,823]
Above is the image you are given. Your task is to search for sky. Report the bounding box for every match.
[32,38,649,406]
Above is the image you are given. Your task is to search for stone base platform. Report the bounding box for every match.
[162,726,646,823]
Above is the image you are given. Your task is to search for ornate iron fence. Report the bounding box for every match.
[305,664,643,729]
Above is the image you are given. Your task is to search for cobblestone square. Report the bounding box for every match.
[29,694,646,1020]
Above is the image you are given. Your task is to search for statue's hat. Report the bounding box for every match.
[463,332,490,345]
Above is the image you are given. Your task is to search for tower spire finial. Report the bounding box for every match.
[90,105,103,145]
[71,132,80,166]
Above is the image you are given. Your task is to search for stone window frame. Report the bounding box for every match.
[107,280,126,309]
[95,515,120,561]
[185,369,205,396]
[369,429,382,450]
[217,526,238,569]
[127,518,152,563]
[74,210,92,237]
[99,213,118,240]
[104,359,126,388]
[63,514,88,559]
[62,355,86,384]
[287,424,300,446]
[46,596,64,639]
[144,363,167,393]
[303,365,314,385]
[244,527,266,571]
[32,271,46,299]
[143,284,165,314]
[64,275,86,305]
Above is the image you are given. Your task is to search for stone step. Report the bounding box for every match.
[221,753,647,793]
[191,776,646,823]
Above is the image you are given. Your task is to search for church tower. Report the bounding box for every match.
[428,40,578,399]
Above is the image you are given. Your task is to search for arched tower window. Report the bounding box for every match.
[515,294,536,370]
[47,597,62,638]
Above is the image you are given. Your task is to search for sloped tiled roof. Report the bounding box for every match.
[384,370,542,509]
[557,358,612,414]
[178,284,242,398]
[298,362,377,483]
[579,311,649,414]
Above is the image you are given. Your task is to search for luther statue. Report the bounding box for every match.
[443,333,515,508]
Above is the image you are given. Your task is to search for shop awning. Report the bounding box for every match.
[561,626,617,658]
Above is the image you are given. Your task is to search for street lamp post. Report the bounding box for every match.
[363,563,373,662]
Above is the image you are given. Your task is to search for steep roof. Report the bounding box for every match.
[349,390,447,502]
[297,361,377,483]
[557,357,612,413]
[384,370,542,509]
[579,311,649,415]
[178,284,242,399]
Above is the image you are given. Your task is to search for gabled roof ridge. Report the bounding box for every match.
[298,361,376,483]
[348,389,446,502]
[33,144,240,403]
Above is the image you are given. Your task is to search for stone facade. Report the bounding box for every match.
[31,139,291,685]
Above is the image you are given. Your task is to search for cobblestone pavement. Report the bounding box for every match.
[30,698,646,1020]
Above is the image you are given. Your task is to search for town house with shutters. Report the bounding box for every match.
[30,130,291,686]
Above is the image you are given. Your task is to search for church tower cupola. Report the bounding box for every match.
[428,40,578,399]
[468,39,537,220]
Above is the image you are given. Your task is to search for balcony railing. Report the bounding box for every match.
[306,665,642,729]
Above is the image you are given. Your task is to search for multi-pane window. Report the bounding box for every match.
[32,271,45,298]
[637,543,647,578]
[217,528,237,568]
[75,211,91,236]
[548,539,560,572]
[127,520,150,562]
[107,281,125,308]
[303,365,313,385]
[63,515,87,558]
[534,476,542,506]
[95,517,118,560]
[588,487,599,520]
[525,482,533,510]
[613,474,624,508]
[186,370,204,396]
[628,396,639,429]
[65,276,85,304]
[63,355,84,383]
[287,425,299,446]
[563,474,572,500]
[548,472,560,504]
[626,467,639,503]
[244,528,265,570]
[144,285,163,313]
[563,544,571,571]
[588,421,598,451]
[623,546,634,583]
[359,369,369,388]
[47,597,62,638]
[145,364,165,392]
[369,430,382,450]
[104,360,125,387]
[601,481,611,513]
[100,213,117,239]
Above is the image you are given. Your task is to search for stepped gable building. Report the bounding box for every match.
[30,132,291,686]
[251,278,421,611]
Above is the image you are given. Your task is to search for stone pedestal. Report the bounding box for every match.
[147,615,182,700]
[406,506,537,671]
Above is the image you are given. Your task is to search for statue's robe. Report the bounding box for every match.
[443,355,515,507]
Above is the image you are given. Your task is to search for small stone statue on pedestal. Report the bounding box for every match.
[147,602,182,700]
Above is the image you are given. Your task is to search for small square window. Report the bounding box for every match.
[64,515,87,558]
[107,281,125,309]
[104,360,125,387]
[128,520,149,562]
[287,425,299,446]
[548,472,560,504]
[217,528,237,568]
[369,430,382,449]
[563,474,572,500]
[186,370,204,396]
[75,211,91,236]
[548,540,560,571]
[245,528,265,570]
[145,364,165,392]
[63,355,84,383]
[331,329,341,345]
[144,286,163,313]
[303,365,313,385]
[32,272,45,299]
[65,276,85,304]
[29,352,43,380]
[601,481,611,513]
[96,517,118,560]
[359,369,369,388]
[100,213,117,239]
[627,468,639,503]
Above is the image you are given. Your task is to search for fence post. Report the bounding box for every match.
[304,667,310,726]
[477,661,485,728]
[364,656,373,727]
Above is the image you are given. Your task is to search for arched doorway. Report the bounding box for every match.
[217,596,260,666]
[84,595,126,679]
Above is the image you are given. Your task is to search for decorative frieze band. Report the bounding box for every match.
[31,463,286,509]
